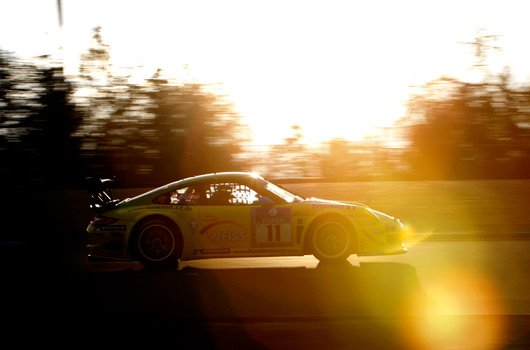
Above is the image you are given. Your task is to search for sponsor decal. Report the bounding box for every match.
[312,203,359,210]
[252,207,292,247]
[94,225,126,232]
[179,193,201,201]
[199,221,245,234]
[233,248,299,255]
[312,204,346,209]
[207,231,246,242]
[296,225,304,244]
[176,205,193,211]
[127,205,192,212]
[193,248,230,255]
[197,220,247,243]
[188,220,199,234]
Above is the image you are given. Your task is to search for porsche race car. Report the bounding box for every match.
[86,172,407,267]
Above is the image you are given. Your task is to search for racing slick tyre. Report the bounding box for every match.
[131,218,182,267]
[310,219,353,263]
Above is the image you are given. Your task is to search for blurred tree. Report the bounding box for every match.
[400,30,530,180]
[75,26,132,183]
[29,65,83,187]
[267,126,311,179]
[320,138,359,181]
[403,76,530,179]
[143,72,248,183]
[0,49,27,187]
[0,50,82,188]
[318,136,404,181]
[76,28,248,187]
[459,28,502,83]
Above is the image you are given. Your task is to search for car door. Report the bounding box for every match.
[191,180,294,257]
[191,181,255,257]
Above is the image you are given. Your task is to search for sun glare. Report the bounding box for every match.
[211,68,411,146]
[49,1,502,147]
[7,0,523,147]
[403,266,506,350]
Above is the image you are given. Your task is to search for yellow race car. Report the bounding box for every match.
[87,172,407,267]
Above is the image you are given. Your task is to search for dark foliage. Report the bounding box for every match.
[0,28,247,189]
[402,76,530,180]
[0,51,83,189]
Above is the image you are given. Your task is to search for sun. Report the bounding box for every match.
[208,64,410,146]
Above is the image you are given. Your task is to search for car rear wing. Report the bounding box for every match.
[86,177,120,213]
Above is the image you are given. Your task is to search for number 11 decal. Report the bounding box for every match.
[252,207,292,247]
[267,224,281,241]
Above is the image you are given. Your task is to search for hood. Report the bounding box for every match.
[367,208,397,223]
[306,197,369,209]
[307,198,398,224]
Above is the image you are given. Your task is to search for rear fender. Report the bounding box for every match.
[129,214,184,259]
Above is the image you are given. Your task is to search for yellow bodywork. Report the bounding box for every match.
[88,199,406,262]
[87,172,406,263]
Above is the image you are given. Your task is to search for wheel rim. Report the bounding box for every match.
[313,222,350,259]
[138,224,175,262]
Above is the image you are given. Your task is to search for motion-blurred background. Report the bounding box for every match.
[2,1,530,245]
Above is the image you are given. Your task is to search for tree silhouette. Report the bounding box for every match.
[76,28,248,187]
[403,76,530,179]
[398,30,530,180]
[0,50,82,188]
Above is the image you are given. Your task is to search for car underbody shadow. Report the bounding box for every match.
[19,260,431,348]
[4,252,438,348]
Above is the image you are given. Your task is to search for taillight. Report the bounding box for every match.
[90,217,118,226]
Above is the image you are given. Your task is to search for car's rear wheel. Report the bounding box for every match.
[311,220,352,262]
[132,218,181,267]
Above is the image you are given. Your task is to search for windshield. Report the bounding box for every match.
[265,182,304,203]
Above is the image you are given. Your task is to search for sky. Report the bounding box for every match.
[2,0,530,145]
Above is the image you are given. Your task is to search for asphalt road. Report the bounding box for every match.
[3,239,530,349]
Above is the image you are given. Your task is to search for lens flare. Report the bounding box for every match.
[402,267,506,350]
[402,224,434,248]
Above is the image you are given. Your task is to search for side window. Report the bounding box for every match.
[206,182,259,205]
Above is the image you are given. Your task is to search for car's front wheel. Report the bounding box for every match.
[311,220,353,262]
[131,218,181,267]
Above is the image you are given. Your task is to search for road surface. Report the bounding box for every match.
[3,239,530,349]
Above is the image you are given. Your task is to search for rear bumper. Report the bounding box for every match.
[87,225,130,261]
